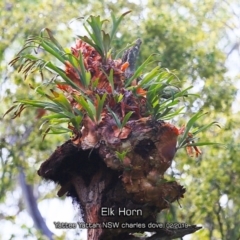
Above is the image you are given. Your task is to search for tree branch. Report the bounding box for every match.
[122,38,142,79]
[5,123,54,240]
[18,167,54,240]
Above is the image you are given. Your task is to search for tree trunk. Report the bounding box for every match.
[38,119,201,239]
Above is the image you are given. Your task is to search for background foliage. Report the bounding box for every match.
[1,0,240,239]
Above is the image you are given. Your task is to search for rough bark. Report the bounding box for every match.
[38,136,201,239]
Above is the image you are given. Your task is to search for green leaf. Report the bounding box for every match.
[178,112,209,148]
[41,113,68,120]
[74,96,95,121]
[49,118,70,124]
[102,31,111,57]
[92,78,99,89]
[39,38,66,63]
[110,11,131,43]
[87,98,96,120]
[18,54,83,92]
[80,15,107,58]
[96,94,107,123]
[192,122,220,136]
[115,149,129,162]
[183,112,208,139]
[39,120,49,131]
[63,51,91,89]
[78,51,90,88]
[121,111,133,128]
[70,115,83,130]
[170,86,192,99]
[160,107,185,120]
[79,35,102,55]
[155,107,172,119]
[50,92,72,112]
[157,99,179,113]
[186,142,224,147]
[115,93,123,103]
[48,126,72,134]
[160,86,181,99]
[42,28,65,52]
[102,68,114,92]
[125,54,156,87]
[115,41,136,59]
[79,12,133,60]
[139,66,161,88]
[107,106,121,128]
